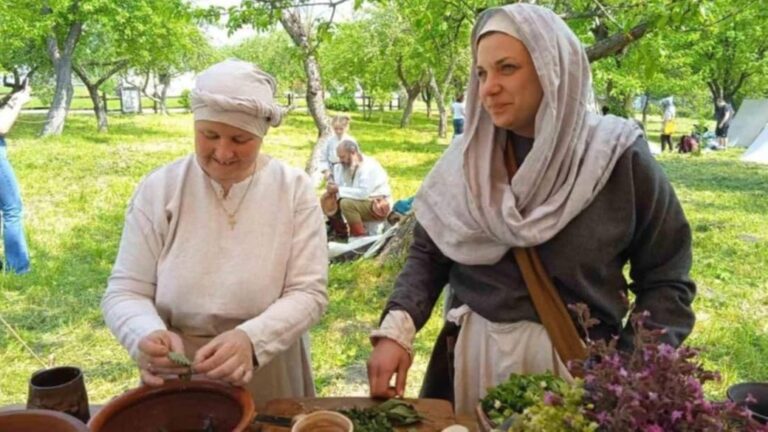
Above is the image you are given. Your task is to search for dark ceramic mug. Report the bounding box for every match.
[727,382,768,424]
[27,366,90,423]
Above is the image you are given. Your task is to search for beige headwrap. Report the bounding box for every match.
[414,4,643,265]
[191,59,284,137]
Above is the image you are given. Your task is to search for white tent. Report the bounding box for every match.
[728,99,768,148]
[741,125,768,164]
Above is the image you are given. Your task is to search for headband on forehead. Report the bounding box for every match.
[478,9,522,41]
[191,59,284,138]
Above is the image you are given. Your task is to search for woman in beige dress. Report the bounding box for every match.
[102,59,328,408]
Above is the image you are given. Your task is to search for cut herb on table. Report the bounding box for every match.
[337,399,422,431]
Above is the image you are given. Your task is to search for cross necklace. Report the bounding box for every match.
[208,162,260,230]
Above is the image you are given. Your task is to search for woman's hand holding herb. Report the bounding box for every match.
[193,329,254,387]
[367,338,412,399]
[137,330,189,386]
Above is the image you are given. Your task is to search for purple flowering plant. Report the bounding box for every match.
[567,302,768,432]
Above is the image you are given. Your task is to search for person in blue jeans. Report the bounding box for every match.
[0,82,31,273]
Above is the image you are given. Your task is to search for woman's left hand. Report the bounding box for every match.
[193,329,254,386]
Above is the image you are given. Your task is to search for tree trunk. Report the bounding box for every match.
[84,82,108,132]
[280,11,331,138]
[422,87,432,118]
[400,85,421,128]
[42,59,75,136]
[73,60,128,133]
[429,68,450,139]
[377,213,417,262]
[396,56,425,129]
[622,93,634,117]
[280,10,332,175]
[158,73,171,115]
[641,89,650,126]
[41,21,82,137]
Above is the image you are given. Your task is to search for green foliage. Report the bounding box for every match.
[319,18,397,109]
[509,381,598,432]
[685,0,768,102]
[482,372,569,425]
[178,89,191,111]
[224,30,305,94]
[325,91,359,112]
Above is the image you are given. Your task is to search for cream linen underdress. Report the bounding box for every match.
[102,154,328,408]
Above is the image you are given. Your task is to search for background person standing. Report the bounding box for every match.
[0,80,32,274]
[715,98,734,149]
[660,96,676,152]
[451,93,465,137]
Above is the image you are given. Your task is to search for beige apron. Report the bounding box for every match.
[180,332,316,410]
[447,305,574,417]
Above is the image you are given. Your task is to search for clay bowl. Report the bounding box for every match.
[88,379,255,432]
[727,382,768,424]
[0,409,89,432]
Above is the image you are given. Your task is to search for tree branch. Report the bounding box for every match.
[94,60,129,88]
[63,21,83,57]
[586,21,650,62]
[730,72,751,97]
[396,56,411,89]
[72,63,92,88]
[80,58,131,68]
[591,0,620,27]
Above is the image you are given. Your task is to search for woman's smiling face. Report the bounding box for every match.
[476,32,543,138]
[194,120,262,185]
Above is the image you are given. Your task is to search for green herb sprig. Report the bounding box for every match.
[337,399,422,431]
[168,352,194,381]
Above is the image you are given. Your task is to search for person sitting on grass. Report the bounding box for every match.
[321,138,391,239]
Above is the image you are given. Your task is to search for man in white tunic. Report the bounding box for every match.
[102,59,328,408]
[321,139,391,238]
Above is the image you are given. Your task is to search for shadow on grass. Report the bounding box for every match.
[659,154,768,196]
[10,114,189,145]
[0,204,123,353]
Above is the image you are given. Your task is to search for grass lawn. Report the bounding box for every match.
[1,110,766,406]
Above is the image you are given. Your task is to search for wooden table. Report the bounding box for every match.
[256,397,478,432]
[4,400,480,431]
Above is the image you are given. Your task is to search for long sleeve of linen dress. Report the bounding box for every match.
[102,154,328,406]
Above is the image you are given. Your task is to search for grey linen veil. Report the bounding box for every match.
[414,4,643,265]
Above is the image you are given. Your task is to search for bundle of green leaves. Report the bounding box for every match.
[337,399,422,432]
[507,380,598,432]
[480,372,569,425]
